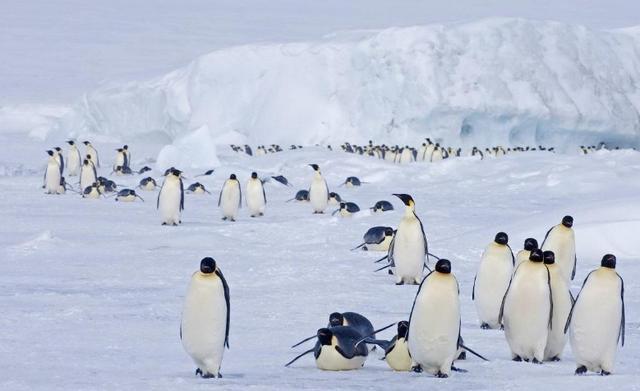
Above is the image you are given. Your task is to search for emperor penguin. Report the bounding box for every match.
[566,254,625,376]
[387,194,428,285]
[181,257,230,378]
[66,141,81,176]
[359,321,412,371]
[44,150,61,194]
[516,238,539,266]
[246,172,266,217]
[423,139,435,161]
[138,177,157,191]
[328,192,342,205]
[83,141,100,168]
[79,158,97,193]
[218,174,242,221]
[308,164,329,214]
[408,259,461,377]
[370,200,394,213]
[115,189,144,202]
[399,147,414,164]
[291,312,376,349]
[430,144,444,162]
[157,168,184,226]
[285,326,368,370]
[499,249,552,363]
[113,148,126,172]
[352,226,394,252]
[332,202,360,217]
[542,251,573,361]
[472,232,514,329]
[82,182,102,199]
[541,215,576,282]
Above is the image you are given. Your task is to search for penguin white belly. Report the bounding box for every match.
[475,248,513,328]
[515,250,530,267]
[386,339,412,371]
[431,151,443,162]
[570,271,621,372]
[408,276,459,376]
[45,162,60,194]
[366,236,392,252]
[80,167,95,193]
[393,219,425,284]
[503,266,550,361]
[159,180,181,224]
[86,189,101,199]
[544,267,572,360]
[87,147,99,167]
[181,276,227,376]
[117,194,136,202]
[418,147,428,161]
[114,154,124,170]
[309,178,328,213]
[542,229,575,282]
[246,181,265,216]
[142,182,155,191]
[316,345,365,371]
[424,146,435,161]
[385,152,396,163]
[400,150,413,164]
[221,184,240,219]
[67,151,80,176]
[193,187,205,195]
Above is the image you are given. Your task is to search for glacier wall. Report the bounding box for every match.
[53,18,640,152]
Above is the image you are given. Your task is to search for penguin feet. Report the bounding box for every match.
[387,269,393,275]
[411,364,423,373]
[457,351,467,360]
[395,281,404,286]
[172,223,178,226]
[532,358,543,365]
[259,212,264,216]
[230,219,236,222]
[250,215,256,218]
[435,371,449,378]
[222,217,227,221]
[512,356,522,362]
[201,373,216,379]
[480,323,490,330]
[162,222,167,226]
[575,366,587,375]
[548,356,561,362]
[600,370,611,376]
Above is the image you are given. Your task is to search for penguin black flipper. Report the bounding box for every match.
[407,270,434,340]
[507,244,515,266]
[387,235,396,268]
[415,214,430,265]
[156,181,165,209]
[59,154,65,175]
[472,275,476,300]
[546,265,553,330]
[262,186,267,205]
[618,273,625,346]
[123,153,129,170]
[572,255,577,280]
[179,179,185,211]
[215,268,231,349]
[365,338,392,352]
[335,345,354,359]
[498,274,515,326]
[217,187,223,207]
[564,270,595,334]
[541,226,553,247]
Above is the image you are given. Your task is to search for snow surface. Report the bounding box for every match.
[51,18,640,162]
[2,133,639,390]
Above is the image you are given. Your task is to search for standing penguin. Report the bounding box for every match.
[408,259,461,377]
[113,148,126,172]
[566,254,624,375]
[83,141,100,168]
[499,249,552,363]
[387,194,428,285]
[473,232,514,329]
[66,140,82,176]
[516,238,539,266]
[157,168,184,226]
[218,174,242,221]
[44,150,61,194]
[79,158,97,193]
[286,326,368,370]
[543,251,573,361]
[542,216,576,282]
[308,164,329,214]
[246,172,266,217]
[181,257,230,378]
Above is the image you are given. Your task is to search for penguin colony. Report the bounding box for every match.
[41,140,626,379]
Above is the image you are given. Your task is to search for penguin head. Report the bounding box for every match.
[54,147,62,152]
[123,145,128,150]
[163,167,175,176]
[601,254,616,269]
[86,154,92,160]
[561,215,573,228]
[524,238,538,251]
[397,321,409,339]
[46,150,54,156]
[529,249,544,263]
[339,202,346,210]
[171,168,183,177]
[83,159,89,165]
[200,257,217,274]
[251,172,258,179]
[494,232,508,245]
[543,251,555,264]
[83,141,90,145]
[67,140,75,146]
[393,193,414,207]
[435,259,451,274]
[230,174,237,180]
[384,227,394,237]
[309,164,320,172]
[328,312,344,327]
[116,148,123,152]
[317,328,333,346]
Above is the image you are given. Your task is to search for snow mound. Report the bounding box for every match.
[52,18,640,166]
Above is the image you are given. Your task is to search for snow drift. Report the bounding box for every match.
[52,18,640,163]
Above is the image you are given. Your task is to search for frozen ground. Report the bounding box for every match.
[1,133,639,390]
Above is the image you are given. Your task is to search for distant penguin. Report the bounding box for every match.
[66,141,81,176]
[138,177,157,191]
[287,189,309,202]
[431,144,444,162]
[371,200,394,213]
[473,232,514,329]
[44,150,61,194]
[82,182,102,199]
[500,249,552,363]
[365,321,412,371]
[138,166,152,174]
[343,177,362,187]
[187,182,211,194]
[328,192,342,205]
[543,251,572,361]
[218,174,242,221]
[408,259,461,377]
[83,141,99,168]
[79,158,97,193]
[542,216,576,282]
[424,140,435,161]
[387,194,428,285]
[157,168,184,226]
[353,226,394,252]
[181,257,230,378]
[308,164,329,214]
[399,147,414,164]
[566,254,624,376]
[332,202,360,217]
[115,189,144,202]
[286,326,368,370]
[114,148,126,172]
[516,238,539,266]
[246,172,266,217]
